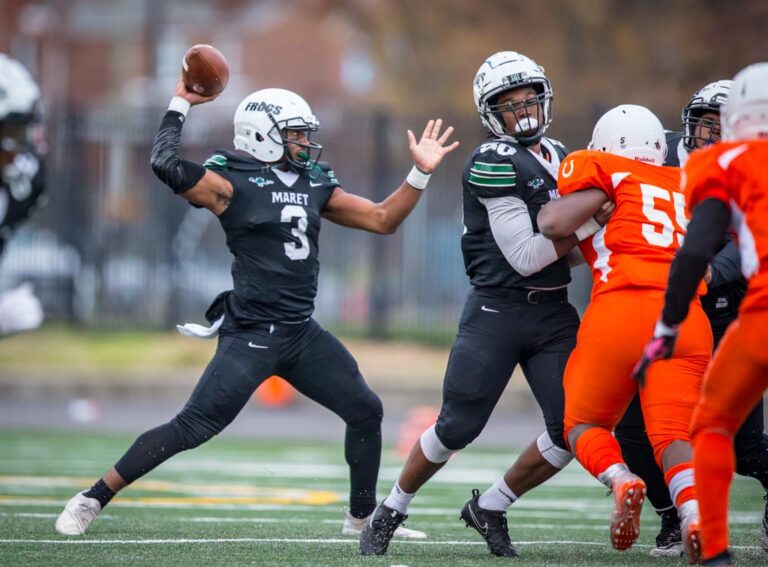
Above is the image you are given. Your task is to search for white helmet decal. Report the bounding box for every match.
[472,51,553,145]
[589,105,667,166]
[722,62,768,142]
[233,88,321,167]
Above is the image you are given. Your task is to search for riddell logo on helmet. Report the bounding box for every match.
[244,102,283,115]
[635,156,655,163]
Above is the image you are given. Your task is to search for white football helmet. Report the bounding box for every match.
[722,62,768,141]
[473,51,553,145]
[589,104,667,165]
[682,80,732,150]
[233,88,321,169]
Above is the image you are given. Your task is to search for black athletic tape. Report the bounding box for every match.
[662,198,730,326]
[150,111,206,194]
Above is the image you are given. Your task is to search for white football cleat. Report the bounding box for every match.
[55,492,101,536]
[342,510,426,539]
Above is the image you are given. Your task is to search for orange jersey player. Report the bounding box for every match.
[636,62,768,567]
[538,104,712,563]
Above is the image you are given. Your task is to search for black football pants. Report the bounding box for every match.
[114,318,383,517]
[434,287,579,451]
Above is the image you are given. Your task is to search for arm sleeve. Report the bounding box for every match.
[661,198,731,326]
[708,235,741,288]
[150,111,206,194]
[481,195,559,277]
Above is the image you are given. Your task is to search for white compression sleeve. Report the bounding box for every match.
[481,196,559,277]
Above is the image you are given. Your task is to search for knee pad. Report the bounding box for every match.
[346,392,383,431]
[536,431,574,469]
[420,424,456,464]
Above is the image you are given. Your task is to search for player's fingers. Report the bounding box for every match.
[443,140,460,153]
[431,118,443,139]
[407,129,417,147]
[421,119,435,140]
[437,125,455,145]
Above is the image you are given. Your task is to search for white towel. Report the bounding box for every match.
[176,314,224,339]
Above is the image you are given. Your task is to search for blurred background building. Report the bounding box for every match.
[2,0,767,341]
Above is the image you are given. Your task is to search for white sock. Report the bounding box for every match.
[596,463,630,489]
[382,483,415,515]
[477,476,518,512]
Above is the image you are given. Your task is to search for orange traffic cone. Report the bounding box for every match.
[254,375,296,407]
[396,405,440,459]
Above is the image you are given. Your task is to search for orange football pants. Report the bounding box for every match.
[690,309,768,559]
[564,291,712,466]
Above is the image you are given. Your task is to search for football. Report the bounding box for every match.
[182,44,229,97]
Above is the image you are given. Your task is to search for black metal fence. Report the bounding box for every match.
[1,103,592,341]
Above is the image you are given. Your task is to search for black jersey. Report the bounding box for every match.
[203,151,340,324]
[461,136,570,289]
[664,131,688,167]
[663,131,746,325]
[0,151,46,255]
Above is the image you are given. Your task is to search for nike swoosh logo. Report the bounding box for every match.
[309,181,322,187]
[248,342,269,349]
[467,505,489,535]
[481,305,500,313]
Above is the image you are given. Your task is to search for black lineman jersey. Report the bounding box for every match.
[203,150,340,324]
[461,136,571,289]
[664,130,687,167]
[663,131,746,324]
[0,153,46,255]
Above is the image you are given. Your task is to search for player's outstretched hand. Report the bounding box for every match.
[632,321,679,387]
[407,119,460,174]
[174,77,220,107]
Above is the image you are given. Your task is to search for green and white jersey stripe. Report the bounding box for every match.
[203,154,228,171]
[469,161,517,187]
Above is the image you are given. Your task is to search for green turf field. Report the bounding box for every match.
[0,430,764,565]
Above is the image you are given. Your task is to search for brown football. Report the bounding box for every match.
[182,44,229,97]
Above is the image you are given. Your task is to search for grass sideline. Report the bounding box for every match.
[0,429,765,565]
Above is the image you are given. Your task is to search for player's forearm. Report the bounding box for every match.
[661,198,730,326]
[371,181,423,234]
[149,98,206,194]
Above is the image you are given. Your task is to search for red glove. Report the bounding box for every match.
[632,321,679,387]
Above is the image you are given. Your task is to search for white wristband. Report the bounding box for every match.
[574,216,602,241]
[168,96,191,117]
[654,320,678,337]
[406,165,431,191]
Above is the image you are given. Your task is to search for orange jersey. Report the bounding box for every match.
[558,150,701,299]
[684,140,768,312]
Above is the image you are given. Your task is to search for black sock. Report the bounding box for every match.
[345,424,381,519]
[83,479,116,509]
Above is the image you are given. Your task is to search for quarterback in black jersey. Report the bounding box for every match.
[614,79,768,557]
[0,54,46,337]
[55,75,459,538]
[361,51,612,558]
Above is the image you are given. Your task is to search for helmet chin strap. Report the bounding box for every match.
[512,116,543,147]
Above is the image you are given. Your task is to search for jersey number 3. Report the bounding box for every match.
[281,205,310,260]
[640,184,688,248]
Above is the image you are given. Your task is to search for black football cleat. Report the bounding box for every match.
[650,509,684,557]
[702,549,733,566]
[460,488,518,557]
[359,503,407,556]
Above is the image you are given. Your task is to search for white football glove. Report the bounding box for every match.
[0,282,44,337]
